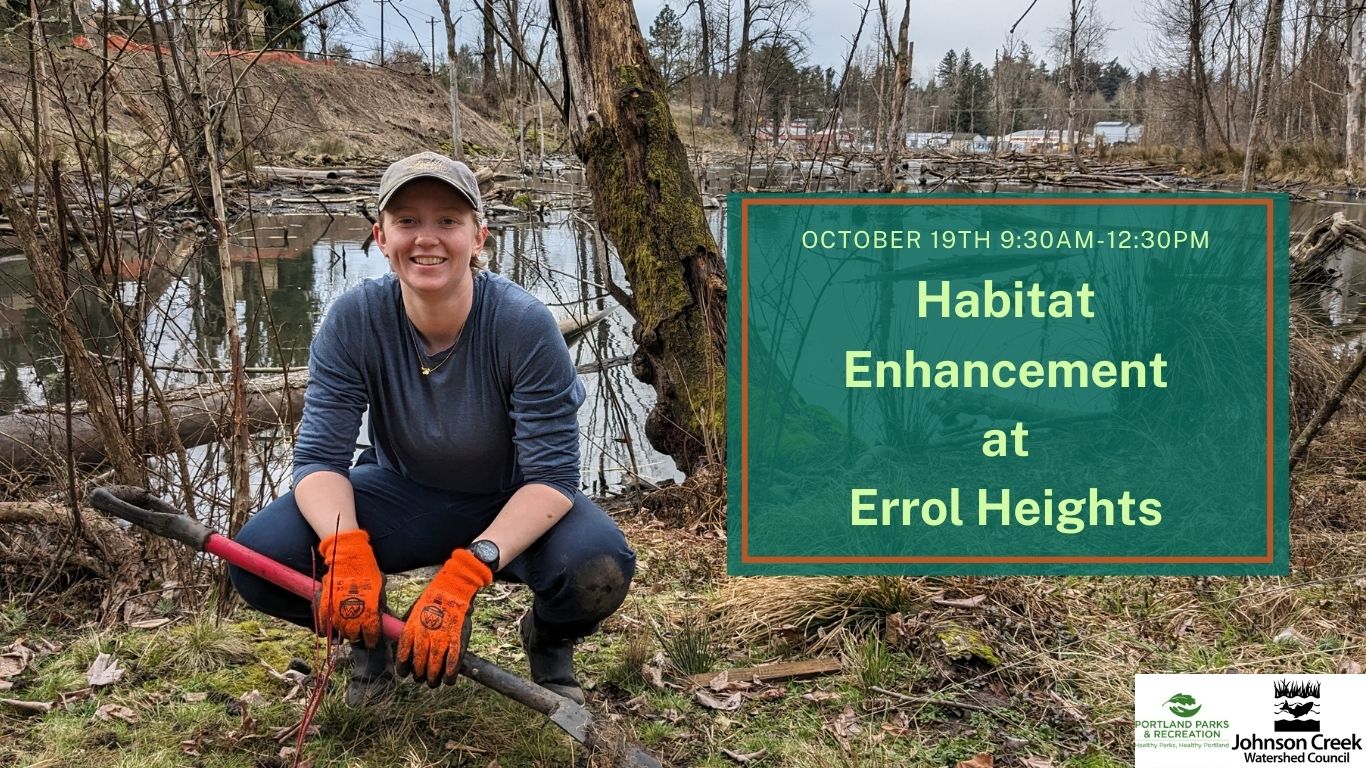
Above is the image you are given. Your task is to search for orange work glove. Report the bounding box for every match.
[314,529,384,648]
[396,549,493,686]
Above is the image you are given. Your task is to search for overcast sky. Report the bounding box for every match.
[338,0,1152,83]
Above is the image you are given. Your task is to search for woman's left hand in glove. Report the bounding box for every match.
[396,548,494,685]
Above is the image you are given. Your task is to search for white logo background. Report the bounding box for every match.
[1136,674,1365,768]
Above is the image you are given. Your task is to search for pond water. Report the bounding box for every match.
[0,200,725,501]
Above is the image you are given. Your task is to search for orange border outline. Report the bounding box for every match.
[738,196,1280,565]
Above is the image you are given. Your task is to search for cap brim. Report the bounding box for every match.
[378,173,481,212]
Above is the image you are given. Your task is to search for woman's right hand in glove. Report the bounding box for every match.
[315,529,384,647]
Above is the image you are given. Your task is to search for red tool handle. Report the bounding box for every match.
[90,486,665,766]
[205,533,405,641]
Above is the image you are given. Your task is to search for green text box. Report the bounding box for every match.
[726,194,1288,575]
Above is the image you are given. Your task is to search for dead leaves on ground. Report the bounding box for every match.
[180,689,316,759]
[86,652,125,686]
[695,688,743,711]
[1,635,311,765]
[0,640,36,680]
[0,639,61,713]
[825,706,862,751]
[819,703,921,752]
[693,671,789,711]
[95,702,137,724]
[0,638,56,689]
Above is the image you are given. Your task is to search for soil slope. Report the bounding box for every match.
[0,41,514,174]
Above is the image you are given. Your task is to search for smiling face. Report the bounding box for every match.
[373,178,488,301]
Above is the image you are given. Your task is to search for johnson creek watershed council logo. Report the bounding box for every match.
[1273,679,1321,733]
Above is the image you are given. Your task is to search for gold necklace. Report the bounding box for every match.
[413,322,465,376]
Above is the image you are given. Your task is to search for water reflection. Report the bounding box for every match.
[0,209,690,496]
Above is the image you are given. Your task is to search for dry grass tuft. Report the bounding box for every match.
[1290,304,1345,439]
[642,463,726,527]
[712,576,937,652]
[141,613,253,677]
[1295,472,1366,532]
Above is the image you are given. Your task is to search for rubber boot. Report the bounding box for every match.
[519,610,584,704]
[346,641,395,707]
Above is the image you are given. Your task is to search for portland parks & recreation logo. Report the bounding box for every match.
[1164,692,1202,718]
[1135,686,1228,752]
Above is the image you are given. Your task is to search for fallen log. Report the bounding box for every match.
[1291,211,1366,292]
[0,374,307,475]
[689,658,843,688]
[919,155,1181,191]
[0,306,617,474]
[560,306,616,345]
[251,166,361,181]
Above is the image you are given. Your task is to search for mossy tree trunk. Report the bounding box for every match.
[548,0,727,476]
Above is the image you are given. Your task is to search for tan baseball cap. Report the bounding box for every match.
[377,151,482,214]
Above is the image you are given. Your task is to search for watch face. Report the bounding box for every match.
[469,540,499,567]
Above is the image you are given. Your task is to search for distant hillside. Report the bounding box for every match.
[0,42,515,175]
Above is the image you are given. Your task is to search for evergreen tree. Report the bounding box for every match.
[649,4,686,86]
[936,50,959,91]
[951,50,990,133]
[261,0,305,49]
[1096,58,1131,101]
[753,42,800,139]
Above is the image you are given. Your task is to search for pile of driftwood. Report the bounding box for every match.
[1292,211,1366,292]
[0,497,188,618]
[919,154,1183,191]
[1290,212,1366,470]
[0,162,508,239]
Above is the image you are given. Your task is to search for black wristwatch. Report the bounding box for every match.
[467,539,501,571]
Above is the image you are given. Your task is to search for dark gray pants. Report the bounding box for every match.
[228,461,636,640]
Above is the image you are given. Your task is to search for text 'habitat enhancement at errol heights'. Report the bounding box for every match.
[727,194,1289,576]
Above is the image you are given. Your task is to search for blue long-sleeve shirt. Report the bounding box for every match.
[292,271,586,501]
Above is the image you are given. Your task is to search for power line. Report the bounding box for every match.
[427,16,440,70]
[385,0,430,61]
[374,0,387,64]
